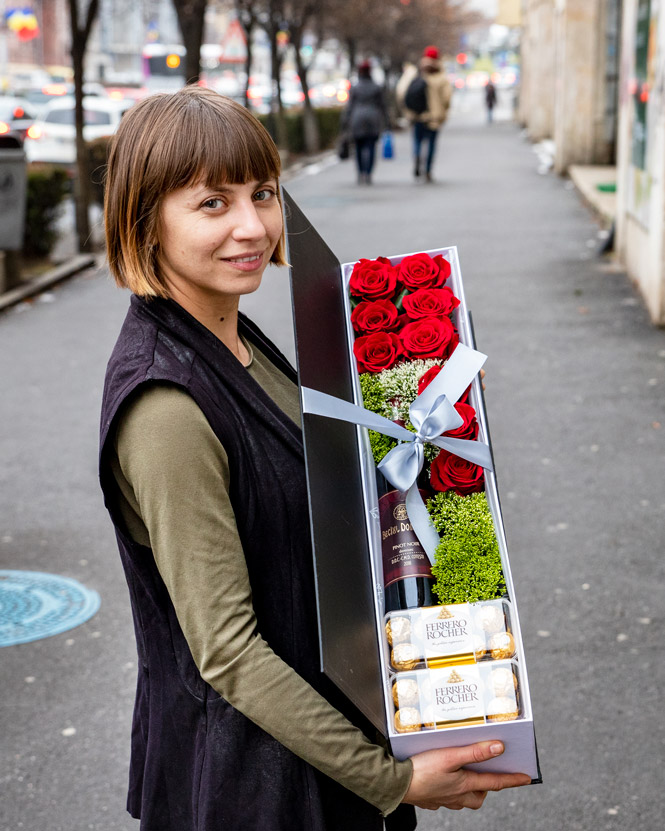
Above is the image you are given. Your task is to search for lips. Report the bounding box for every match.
[223,251,264,264]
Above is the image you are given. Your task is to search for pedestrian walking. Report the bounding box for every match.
[341,60,389,184]
[99,85,531,831]
[397,46,453,182]
[485,80,498,123]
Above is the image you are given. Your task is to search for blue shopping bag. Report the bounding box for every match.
[382,131,394,159]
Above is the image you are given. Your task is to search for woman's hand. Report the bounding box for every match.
[402,741,531,811]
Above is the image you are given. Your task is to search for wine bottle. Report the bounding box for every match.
[376,470,436,613]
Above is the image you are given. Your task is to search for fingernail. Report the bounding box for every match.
[490,742,504,756]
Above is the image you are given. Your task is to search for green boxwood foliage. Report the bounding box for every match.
[23,165,70,258]
[257,106,343,155]
[427,491,506,605]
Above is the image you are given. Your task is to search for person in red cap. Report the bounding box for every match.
[397,45,453,181]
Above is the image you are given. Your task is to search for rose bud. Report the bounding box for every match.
[430,449,485,496]
[398,253,451,291]
[349,256,399,301]
[354,331,403,373]
[399,316,459,360]
[402,286,460,320]
[351,299,401,334]
[444,402,479,441]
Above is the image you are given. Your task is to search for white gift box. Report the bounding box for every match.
[285,190,541,781]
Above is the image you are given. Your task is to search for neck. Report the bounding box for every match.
[168,286,249,365]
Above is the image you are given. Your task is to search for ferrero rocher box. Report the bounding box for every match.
[285,190,541,781]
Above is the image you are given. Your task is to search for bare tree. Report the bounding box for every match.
[235,0,261,108]
[68,0,100,254]
[326,0,478,76]
[262,0,289,152]
[171,0,209,83]
[287,0,320,153]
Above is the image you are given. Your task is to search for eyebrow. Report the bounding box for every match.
[197,179,276,194]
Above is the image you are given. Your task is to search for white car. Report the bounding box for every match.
[24,95,132,164]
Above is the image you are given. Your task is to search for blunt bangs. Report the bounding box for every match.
[148,91,282,194]
[105,87,286,298]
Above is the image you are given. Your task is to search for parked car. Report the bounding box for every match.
[0,96,37,141]
[23,95,132,164]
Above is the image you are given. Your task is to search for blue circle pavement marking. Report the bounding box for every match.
[0,570,101,647]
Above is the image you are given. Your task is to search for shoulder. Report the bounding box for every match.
[116,383,220,462]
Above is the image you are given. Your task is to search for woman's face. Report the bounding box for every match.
[156,178,283,309]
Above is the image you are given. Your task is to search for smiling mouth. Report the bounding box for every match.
[225,252,264,264]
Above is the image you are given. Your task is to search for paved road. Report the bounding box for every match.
[1,88,664,830]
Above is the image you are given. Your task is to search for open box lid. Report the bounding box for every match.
[283,188,387,734]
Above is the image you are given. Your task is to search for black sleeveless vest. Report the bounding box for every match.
[99,296,416,831]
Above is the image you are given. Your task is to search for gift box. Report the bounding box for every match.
[284,189,541,780]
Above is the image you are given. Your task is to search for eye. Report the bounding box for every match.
[253,187,276,203]
[201,197,225,210]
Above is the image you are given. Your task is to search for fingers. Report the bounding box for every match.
[440,740,507,770]
[464,770,533,793]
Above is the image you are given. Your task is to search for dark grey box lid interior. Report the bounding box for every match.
[284,188,387,734]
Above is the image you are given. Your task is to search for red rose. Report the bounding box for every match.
[444,402,479,441]
[398,253,451,290]
[400,317,458,359]
[430,450,485,496]
[354,332,403,373]
[402,286,460,320]
[351,299,400,334]
[349,257,399,300]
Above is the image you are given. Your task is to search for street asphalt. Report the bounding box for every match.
[1,88,664,830]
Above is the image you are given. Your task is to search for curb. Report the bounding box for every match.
[0,254,97,313]
[568,165,616,227]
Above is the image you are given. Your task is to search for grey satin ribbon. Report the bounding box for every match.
[300,342,493,559]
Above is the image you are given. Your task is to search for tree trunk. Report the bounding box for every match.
[346,37,357,77]
[68,0,99,255]
[71,48,91,253]
[268,26,288,153]
[244,29,253,109]
[292,28,320,154]
[173,0,207,84]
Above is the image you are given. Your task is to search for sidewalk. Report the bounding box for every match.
[1,89,664,831]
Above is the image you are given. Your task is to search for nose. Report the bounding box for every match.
[231,197,267,242]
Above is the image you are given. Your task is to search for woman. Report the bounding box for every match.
[99,86,529,831]
[342,60,388,184]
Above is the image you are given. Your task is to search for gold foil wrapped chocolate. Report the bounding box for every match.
[392,677,420,709]
[394,707,422,733]
[486,696,519,722]
[488,631,516,660]
[385,616,411,647]
[391,642,420,671]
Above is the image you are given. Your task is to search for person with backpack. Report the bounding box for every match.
[397,46,453,182]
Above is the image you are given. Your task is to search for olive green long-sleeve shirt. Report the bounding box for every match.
[109,339,413,816]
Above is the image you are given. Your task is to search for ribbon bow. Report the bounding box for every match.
[301,343,493,559]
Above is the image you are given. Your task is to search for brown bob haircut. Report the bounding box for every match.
[104,85,287,298]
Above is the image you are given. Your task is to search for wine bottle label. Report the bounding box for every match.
[379,490,433,587]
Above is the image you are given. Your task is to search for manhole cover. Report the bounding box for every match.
[0,570,100,647]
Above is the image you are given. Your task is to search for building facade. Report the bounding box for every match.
[615,0,665,324]
[520,0,621,171]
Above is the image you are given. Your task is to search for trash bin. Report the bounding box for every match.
[0,135,27,251]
